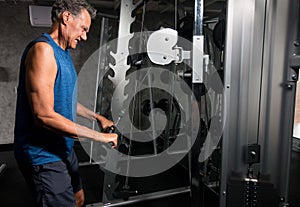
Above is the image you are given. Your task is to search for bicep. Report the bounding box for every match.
[25,42,57,116]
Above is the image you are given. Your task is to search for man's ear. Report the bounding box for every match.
[61,11,72,25]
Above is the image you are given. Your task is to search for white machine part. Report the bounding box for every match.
[147,28,207,84]
[108,0,142,115]
[147,28,191,65]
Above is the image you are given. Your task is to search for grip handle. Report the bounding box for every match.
[102,126,116,147]
[102,125,116,133]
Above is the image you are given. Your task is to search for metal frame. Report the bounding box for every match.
[220,0,300,206]
[85,1,192,206]
[86,187,189,207]
[258,0,300,203]
[220,0,266,203]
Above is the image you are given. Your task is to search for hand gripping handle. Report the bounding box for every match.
[102,126,116,147]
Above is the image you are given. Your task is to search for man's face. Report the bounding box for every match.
[65,8,91,49]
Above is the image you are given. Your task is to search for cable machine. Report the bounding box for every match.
[75,0,300,206]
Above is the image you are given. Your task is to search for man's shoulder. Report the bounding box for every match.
[29,41,53,56]
[25,34,53,55]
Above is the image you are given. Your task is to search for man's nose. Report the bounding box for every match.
[81,32,87,41]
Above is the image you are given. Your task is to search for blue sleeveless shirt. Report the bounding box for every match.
[14,33,78,165]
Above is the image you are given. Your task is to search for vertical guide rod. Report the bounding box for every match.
[192,0,204,83]
[89,17,109,164]
[190,0,204,207]
[194,0,203,36]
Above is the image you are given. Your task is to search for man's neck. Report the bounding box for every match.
[48,24,68,50]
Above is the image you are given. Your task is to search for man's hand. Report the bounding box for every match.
[98,133,118,148]
[96,115,114,130]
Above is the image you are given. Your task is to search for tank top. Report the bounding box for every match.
[14,33,78,165]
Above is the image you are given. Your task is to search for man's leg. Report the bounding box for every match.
[17,160,77,207]
[75,189,85,207]
[16,161,38,206]
[39,161,77,206]
[65,150,85,207]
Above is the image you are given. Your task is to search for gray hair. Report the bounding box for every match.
[51,0,97,22]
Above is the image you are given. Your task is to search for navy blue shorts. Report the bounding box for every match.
[17,150,83,207]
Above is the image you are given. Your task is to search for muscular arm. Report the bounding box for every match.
[25,42,117,146]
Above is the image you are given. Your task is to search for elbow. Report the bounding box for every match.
[32,112,53,128]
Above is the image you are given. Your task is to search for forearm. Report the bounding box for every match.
[77,103,96,120]
[77,103,110,124]
[34,110,107,142]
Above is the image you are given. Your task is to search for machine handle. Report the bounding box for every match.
[102,125,116,147]
[102,125,116,133]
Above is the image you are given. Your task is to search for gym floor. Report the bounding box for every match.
[1,142,300,207]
